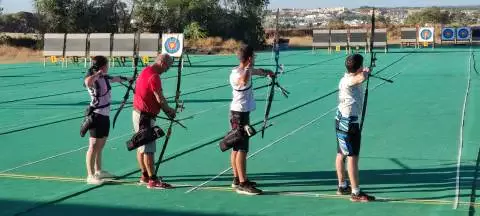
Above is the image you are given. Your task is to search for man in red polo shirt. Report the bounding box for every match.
[133,54,176,189]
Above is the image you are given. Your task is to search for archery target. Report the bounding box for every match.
[162,33,184,57]
[418,27,434,42]
[441,27,455,41]
[456,27,471,40]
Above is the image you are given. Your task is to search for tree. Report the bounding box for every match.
[328,18,346,29]
[221,0,270,48]
[377,15,391,26]
[449,10,477,26]
[34,0,71,32]
[30,0,270,47]
[405,7,449,25]
[133,0,168,32]
[132,0,268,47]
[405,7,478,26]
[184,21,207,39]
[0,12,39,32]
[33,0,134,33]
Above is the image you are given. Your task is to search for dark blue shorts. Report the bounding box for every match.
[335,119,361,156]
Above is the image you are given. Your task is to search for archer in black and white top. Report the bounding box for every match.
[83,56,131,185]
[85,68,129,137]
[86,70,112,117]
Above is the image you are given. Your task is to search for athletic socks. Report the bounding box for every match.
[339,181,348,188]
[352,188,360,195]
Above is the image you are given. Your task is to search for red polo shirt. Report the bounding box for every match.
[133,66,162,115]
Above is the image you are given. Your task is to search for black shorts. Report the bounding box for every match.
[230,111,250,152]
[335,120,361,156]
[89,113,110,138]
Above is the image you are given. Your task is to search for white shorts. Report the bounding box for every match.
[132,110,156,153]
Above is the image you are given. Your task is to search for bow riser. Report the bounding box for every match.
[261,9,281,138]
[112,55,139,129]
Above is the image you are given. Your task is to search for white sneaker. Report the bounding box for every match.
[87,174,104,185]
[95,170,116,179]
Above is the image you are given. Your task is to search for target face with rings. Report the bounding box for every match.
[442,29,454,40]
[164,37,181,54]
[457,28,470,40]
[421,29,433,40]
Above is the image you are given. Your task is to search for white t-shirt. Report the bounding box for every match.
[230,67,255,112]
[337,73,364,122]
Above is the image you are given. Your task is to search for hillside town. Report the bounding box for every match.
[264,6,480,28]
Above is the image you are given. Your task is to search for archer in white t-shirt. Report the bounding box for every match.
[334,54,375,202]
[228,44,274,196]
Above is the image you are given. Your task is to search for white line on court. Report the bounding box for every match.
[0,132,133,174]
[453,47,473,209]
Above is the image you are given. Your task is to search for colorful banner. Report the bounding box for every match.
[418,27,434,42]
[456,27,471,41]
[441,27,455,41]
[161,33,184,57]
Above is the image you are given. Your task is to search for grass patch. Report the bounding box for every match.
[186,37,243,54]
[0,45,42,64]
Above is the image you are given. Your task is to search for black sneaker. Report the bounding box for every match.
[236,182,262,195]
[336,185,352,195]
[350,191,375,202]
[231,177,257,188]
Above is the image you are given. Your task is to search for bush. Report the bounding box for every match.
[223,39,242,50]
[0,34,40,49]
[184,22,207,40]
[185,37,243,54]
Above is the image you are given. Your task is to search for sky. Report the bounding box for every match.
[1,0,479,13]
[1,0,33,13]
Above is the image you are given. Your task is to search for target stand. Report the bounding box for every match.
[43,33,66,68]
[173,54,191,66]
[418,27,435,49]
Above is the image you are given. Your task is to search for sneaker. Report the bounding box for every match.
[236,182,262,195]
[95,170,116,179]
[86,174,104,185]
[350,191,375,202]
[139,175,149,185]
[147,177,173,189]
[336,185,352,195]
[231,177,257,188]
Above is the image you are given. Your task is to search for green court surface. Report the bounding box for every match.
[0,46,479,216]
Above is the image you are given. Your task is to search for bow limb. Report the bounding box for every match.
[261,9,281,138]
[360,7,376,132]
[154,55,184,175]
